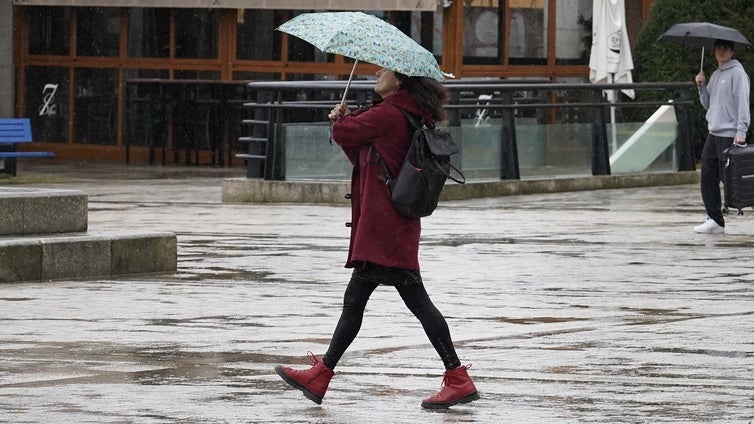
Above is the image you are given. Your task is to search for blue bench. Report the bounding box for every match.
[0,118,54,176]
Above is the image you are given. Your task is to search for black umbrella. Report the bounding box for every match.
[657,22,751,71]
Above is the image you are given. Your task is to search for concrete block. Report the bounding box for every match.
[41,235,111,281]
[222,172,701,204]
[111,232,177,275]
[0,188,87,235]
[222,178,350,204]
[23,190,88,235]
[0,239,42,282]
[440,171,700,201]
[0,196,24,235]
[0,231,178,282]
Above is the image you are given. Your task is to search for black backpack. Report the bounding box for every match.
[379,107,465,218]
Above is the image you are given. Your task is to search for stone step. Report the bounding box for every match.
[0,231,177,283]
[0,188,87,235]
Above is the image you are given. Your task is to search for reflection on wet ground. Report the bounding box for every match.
[1,173,753,423]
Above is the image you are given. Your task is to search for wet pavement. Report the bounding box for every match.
[1,163,753,423]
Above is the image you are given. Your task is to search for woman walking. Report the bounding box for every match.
[274,67,479,409]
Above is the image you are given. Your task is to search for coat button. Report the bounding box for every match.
[345,222,352,227]
[345,193,352,199]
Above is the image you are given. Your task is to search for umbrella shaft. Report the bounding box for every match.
[700,46,704,73]
[341,60,359,106]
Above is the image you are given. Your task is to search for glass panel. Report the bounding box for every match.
[514,76,589,177]
[279,74,345,121]
[555,0,591,65]
[284,123,351,180]
[509,0,548,65]
[76,7,120,57]
[552,76,590,124]
[232,72,280,81]
[609,118,677,173]
[124,69,169,81]
[455,126,500,179]
[462,1,504,65]
[429,10,444,58]
[521,120,592,176]
[28,7,71,56]
[175,9,220,59]
[284,72,361,100]
[124,69,169,148]
[173,70,221,80]
[236,10,282,61]
[24,66,69,143]
[74,68,118,145]
[127,8,169,58]
[284,73,328,82]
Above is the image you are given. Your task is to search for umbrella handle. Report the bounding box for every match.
[341,60,358,106]
[329,60,359,144]
[700,46,704,73]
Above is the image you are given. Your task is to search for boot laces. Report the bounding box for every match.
[304,351,320,366]
[439,374,450,389]
[302,351,339,376]
[435,364,472,395]
[431,375,453,400]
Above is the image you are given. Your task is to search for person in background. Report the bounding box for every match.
[694,38,750,234]
[273,67,479,409]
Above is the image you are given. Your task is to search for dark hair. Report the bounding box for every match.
[395,73,450,122]
[714,39,735,50]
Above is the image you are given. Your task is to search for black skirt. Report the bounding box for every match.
[351,261,422,287]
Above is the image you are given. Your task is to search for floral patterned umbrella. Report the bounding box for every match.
[277,12,446,82]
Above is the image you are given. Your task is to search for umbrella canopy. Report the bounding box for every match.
[277,11,445,81]
[658,22,751,50]
[658,22,750,72]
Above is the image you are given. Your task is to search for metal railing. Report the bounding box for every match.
[238,80,695,181]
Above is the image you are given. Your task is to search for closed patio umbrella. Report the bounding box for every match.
[589,0,635,150]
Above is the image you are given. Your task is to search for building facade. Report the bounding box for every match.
[6,0,654,165]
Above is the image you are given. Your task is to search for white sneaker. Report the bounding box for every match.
[694,217,725,234]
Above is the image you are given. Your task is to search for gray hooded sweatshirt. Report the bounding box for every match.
[698,58,750,139]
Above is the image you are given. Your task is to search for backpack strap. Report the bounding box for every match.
[390,103,433,130]
[375,104,417,186]
[378,153,393,188]
[368,144,392,186]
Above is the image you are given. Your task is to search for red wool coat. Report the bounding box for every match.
[331,89,433,271]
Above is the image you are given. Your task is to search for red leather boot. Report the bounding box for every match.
[275,352,335,404]
[421,364,479,409]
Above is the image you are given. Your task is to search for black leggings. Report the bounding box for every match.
[322,263,461,371]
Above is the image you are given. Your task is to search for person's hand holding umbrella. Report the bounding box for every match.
[328,102,349,121]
